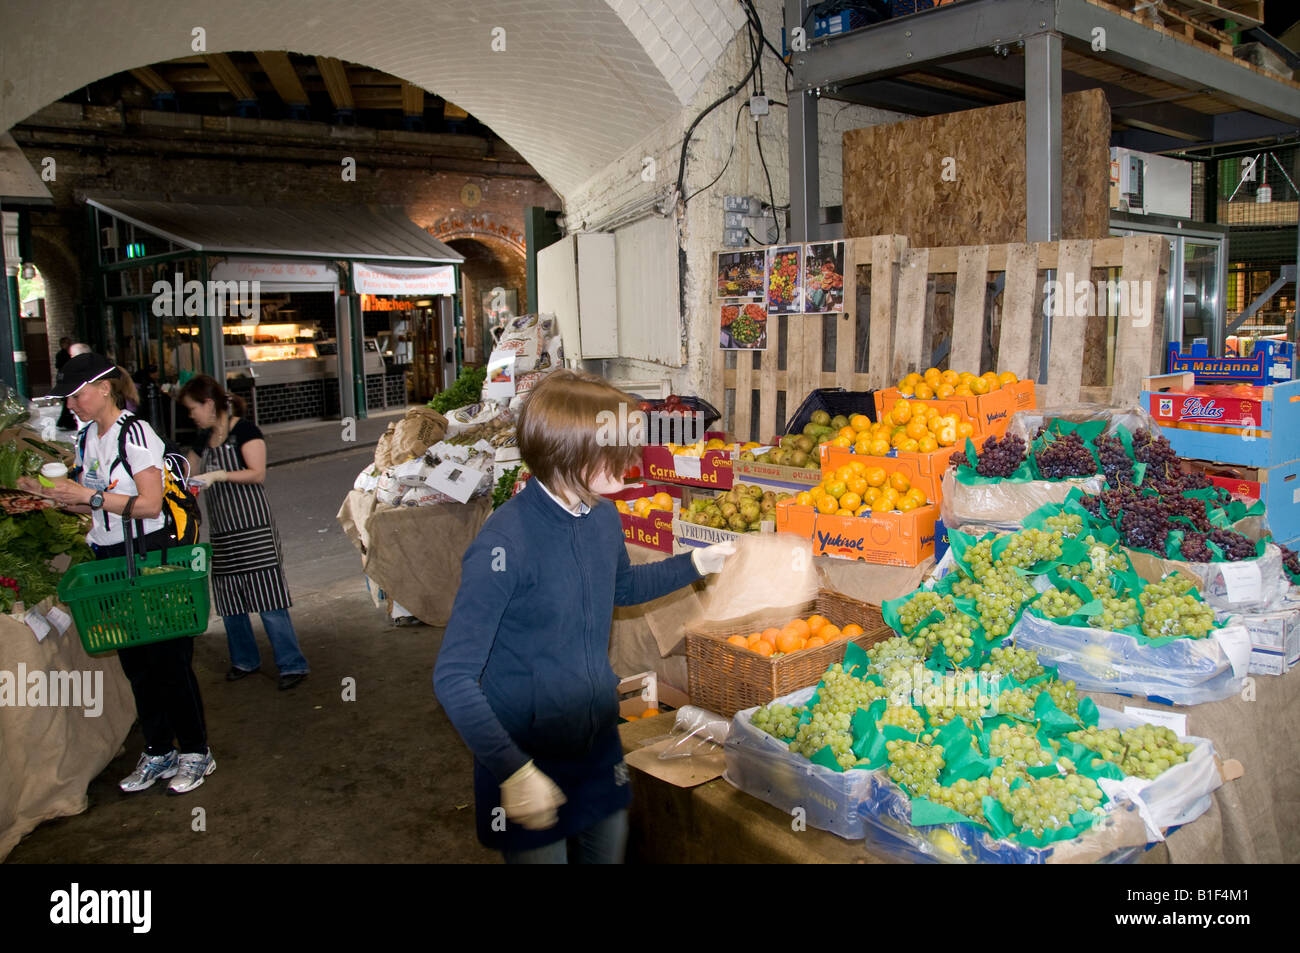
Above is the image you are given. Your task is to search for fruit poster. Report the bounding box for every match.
[716,250,765,300]
[765,244,803,316]
[720,300,768,350]
[802,241,845,313]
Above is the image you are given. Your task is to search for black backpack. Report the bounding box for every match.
[77,414,202,546]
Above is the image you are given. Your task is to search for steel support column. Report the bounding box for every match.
[1026,32,1062,384]
[786,0,819,243]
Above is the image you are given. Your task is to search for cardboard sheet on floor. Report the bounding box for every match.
[336,491,492,626]
[0,613,136,860]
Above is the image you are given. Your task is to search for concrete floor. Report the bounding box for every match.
[7,445,499,864]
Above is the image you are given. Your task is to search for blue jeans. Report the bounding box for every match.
[502,809,629,865]
[223,609,310,676]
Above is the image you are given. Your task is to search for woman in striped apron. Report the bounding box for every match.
[178,375,310,691]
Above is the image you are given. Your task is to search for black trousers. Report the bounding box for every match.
[95,530,208,755]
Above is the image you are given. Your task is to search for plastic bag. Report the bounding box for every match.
[856,768,1148,864]
[940,468,1104,533]
[1006,611,1251,705]
[1125,543,1289,614]
[725,686,878,839]
[1091,707,1221,842]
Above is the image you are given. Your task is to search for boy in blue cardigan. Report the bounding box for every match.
[433,370,733,863]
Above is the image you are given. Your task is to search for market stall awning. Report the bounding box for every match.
[0,134,53,205]
[83,195,463,263]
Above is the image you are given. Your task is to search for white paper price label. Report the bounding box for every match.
[1123,706,1188,738]
[1214,624,1253,678]
[45,605,72,635]
[25,610,52,642]
[672,455,702,480]
[1217,561,1262,604]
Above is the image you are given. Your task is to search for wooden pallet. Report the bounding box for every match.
[710,234,1168,441]
[1163,0,1263,29]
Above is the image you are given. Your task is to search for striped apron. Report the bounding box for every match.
[200,439,292,616]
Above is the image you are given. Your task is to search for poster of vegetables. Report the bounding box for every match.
[719,300,768,350]
[765,245,803,316]
[716,250,765,300]
[802,241,845,313]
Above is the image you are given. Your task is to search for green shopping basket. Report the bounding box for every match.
[57,520,212,656]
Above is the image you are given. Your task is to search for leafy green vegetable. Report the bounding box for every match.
[429,367,487,414]
[0,508,93,607]
[492,466,521,510]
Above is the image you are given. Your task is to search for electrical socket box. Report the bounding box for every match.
[724,195,750,212]
[749,95,770,118]
[723,228,748,247]
[724,211,745,228]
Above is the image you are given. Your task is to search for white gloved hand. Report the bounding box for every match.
[500,760,567,830]
[200,470,229,484]
[691,540,737,575]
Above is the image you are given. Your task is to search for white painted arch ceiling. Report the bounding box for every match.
[0,0,746,197]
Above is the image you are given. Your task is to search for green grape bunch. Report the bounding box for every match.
[1093,594,1140,631]
[981,645,1044,683]
[997,774,1104,836]
[1034,587,1084,619]
[886,740,945,791]
[1068,724,1195,780]
[926,777,993,823]
[994,686,1035,718]
[988,723,1056,769]
[1140,593,1215,639]
[1033,678,1080,717]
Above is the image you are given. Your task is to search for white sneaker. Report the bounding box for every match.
[167,749,216,795]
[119,750,179,793]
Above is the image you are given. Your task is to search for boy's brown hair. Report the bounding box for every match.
[517,369,641,508]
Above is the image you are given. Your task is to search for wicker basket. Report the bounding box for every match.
[685,588,891,717]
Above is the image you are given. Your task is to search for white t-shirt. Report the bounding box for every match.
[75,413,168,547]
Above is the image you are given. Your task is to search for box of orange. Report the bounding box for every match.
[874,379,1034,438]
[604,483,681,554]
[819,446,955,504]
[774,457,939,567]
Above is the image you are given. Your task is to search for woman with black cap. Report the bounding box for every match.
[20,352,215,795]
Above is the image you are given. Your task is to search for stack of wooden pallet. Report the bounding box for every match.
[1119,0,1264,53]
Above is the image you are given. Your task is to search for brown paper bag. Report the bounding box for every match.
[374,424,397,470]
[390,407,447,464]
[687,534,821,634]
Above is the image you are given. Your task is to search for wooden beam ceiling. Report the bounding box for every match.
[254,51,309,105]
[400,82,424,116]
[203,53,257,101]
[315,56,354,110]
[130,67,173,94]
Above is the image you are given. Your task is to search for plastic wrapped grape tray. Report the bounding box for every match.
[1005,611,1252,706]
[726,686,876,840]
[857,703,1221,864]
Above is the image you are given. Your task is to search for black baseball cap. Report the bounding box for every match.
[49,353,121,399]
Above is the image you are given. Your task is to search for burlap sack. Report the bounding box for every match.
[389,407,447,464]
[374,424,396,470]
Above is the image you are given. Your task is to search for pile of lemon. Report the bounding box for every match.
[897,367,1019,400]
[664,438,758,457]
[793,461,929,517]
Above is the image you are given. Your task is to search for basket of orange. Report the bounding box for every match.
[684,590,890,717]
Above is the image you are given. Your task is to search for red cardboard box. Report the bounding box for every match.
[642,432,735,489]
[604,483,681,554]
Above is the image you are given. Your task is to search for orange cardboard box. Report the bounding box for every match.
[775,499,938,567]
[874,379,1035,438]
[604,482,682,554]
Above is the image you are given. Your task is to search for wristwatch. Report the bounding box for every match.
[89,491,104,510]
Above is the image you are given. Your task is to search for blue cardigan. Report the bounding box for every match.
[433,478,703,851]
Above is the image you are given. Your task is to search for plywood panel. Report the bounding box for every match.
[892,248,930,381]
[614,214,683,365]
[1043,240,1095,406]
[1111,235,1167,406]
[950,245,990,372]
[998,243,1039,379]
[843,89,1111,246]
